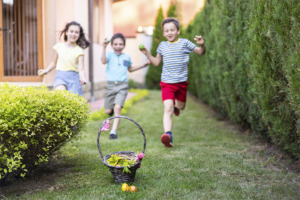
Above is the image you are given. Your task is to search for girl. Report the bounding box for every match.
[38,21,90,96]
[101,33,150,139]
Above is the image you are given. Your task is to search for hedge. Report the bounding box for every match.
[185,0,299,158]
[0,83,90,184]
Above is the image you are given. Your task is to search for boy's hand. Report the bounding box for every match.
[103,38,110,48]
[139,46,148,55]
[194,35,205,46]
[143,60,150,67]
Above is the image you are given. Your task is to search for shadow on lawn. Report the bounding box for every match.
[0,158,75,198]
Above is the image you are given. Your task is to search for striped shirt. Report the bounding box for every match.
[157,38,196,83]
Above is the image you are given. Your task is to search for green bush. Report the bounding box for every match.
[0,83,90,184]
[185,0,300,158]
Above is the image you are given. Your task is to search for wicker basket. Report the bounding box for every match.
[97,116,146,183]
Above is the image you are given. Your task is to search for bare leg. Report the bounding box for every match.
[105,108,113,115]
[163,99,174,132]
[55,85,67,90]
[111,104,122,131]
[175,99,186,110]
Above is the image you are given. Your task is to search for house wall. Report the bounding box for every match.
[125,32,152,84]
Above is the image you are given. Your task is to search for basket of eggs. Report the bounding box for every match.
[97,116,146,183]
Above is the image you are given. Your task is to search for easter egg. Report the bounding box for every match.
[121,183,129,192]
[129,185,137,193]
[139,44,144,50]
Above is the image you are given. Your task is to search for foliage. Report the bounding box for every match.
[106,154,136,173]
[0,83,90,184]
[145,6,165,89]
[128,79,141,89]
[167,0,183,32]
[185,0,300,158]
[89,89,149,121]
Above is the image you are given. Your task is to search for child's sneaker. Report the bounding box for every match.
[161,132,173,147]
[173,107,180,116]
[109,134,118,139]
[109,130,118,139]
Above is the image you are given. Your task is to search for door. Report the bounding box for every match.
[0,0,43,82]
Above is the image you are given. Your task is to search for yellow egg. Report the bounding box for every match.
[121,183,129,192]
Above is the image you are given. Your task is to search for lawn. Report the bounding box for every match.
[1,90,299,200]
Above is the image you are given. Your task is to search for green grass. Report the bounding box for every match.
[1,90,299,200]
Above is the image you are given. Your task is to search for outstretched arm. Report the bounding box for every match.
[78,55,87,85]
[193,35,205,55]
[128,60,150,72]
[38,52,58,75]
[101,38,109,64]
[139,47,162,67]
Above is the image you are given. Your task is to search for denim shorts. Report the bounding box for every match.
[54,70,83,96]
[104,81,129,109]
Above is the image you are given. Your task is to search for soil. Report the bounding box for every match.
[0,159,74,198]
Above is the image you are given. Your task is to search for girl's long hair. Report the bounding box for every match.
[60,21,90,49]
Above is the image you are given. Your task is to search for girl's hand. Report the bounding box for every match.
[79,73,87,85]
[79,79,87,85]
[194,35,205,46]
[38,69,48,76]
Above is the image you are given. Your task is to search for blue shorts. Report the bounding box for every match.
[54,70,83,96]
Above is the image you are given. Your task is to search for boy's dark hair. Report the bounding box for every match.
[161,17,180,30]
[60,21,90,49]
[111,33,126,45]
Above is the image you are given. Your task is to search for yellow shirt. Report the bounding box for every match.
[53,43,84,72]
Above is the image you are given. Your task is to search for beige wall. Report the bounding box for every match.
[125,32,152,84]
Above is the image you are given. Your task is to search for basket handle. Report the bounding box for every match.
[97,115,146,159]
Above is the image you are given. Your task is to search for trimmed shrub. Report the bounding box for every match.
[0,83,90,184]
[185,0,300,158]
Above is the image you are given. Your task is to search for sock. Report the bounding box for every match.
[166,131,173,142]
[110,130,117,135]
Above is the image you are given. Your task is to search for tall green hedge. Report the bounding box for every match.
[185,0,300,158]
[145,6,165,89]
[0,84,90,184]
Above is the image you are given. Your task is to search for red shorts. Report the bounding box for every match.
[160,81,189,103]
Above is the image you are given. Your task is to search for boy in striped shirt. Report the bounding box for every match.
[140,17,205,147]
